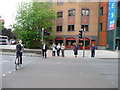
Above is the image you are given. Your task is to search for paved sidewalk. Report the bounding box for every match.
[47,50,119,59]
[0,45,119,58]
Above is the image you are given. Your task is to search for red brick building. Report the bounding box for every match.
[52,1,99,49]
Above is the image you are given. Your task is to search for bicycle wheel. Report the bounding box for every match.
[15,58,19,70]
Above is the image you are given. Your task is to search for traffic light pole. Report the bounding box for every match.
[83,30,85,57]
[42,28,44,44]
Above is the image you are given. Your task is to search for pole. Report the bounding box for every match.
[42,28,44,44]
[83,29,85,57]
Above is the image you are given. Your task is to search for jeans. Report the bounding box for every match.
[16,51,22,64]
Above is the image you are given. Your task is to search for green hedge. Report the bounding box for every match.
[26,40,42,49]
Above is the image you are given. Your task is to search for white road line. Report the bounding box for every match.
[2,74,6,77]
[8,71,11,74]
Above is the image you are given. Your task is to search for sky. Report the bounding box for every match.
[0,0,31,29]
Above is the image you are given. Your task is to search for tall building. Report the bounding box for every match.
[52,1,99,49]
[98,1,120,50]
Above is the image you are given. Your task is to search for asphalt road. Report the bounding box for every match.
[1,54,118,88]
[1,55,39,77]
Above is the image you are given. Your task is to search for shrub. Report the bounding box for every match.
[26,40,42,49]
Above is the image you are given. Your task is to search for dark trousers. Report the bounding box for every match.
[57,50,60,56]
[61,50,64,57]
[42,50,47,58]
[16,52,22,64]
[91,50,95,57]
[52,51,56,56]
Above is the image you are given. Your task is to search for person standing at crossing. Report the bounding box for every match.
[42,42,47,58]
[57,43,61,56]
[61,43,65,57]
[51,43,57,56]
[91,44,95,57]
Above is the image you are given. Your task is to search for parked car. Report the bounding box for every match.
[0,35,9,45]
[9,39,17,45]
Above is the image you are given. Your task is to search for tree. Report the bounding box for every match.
[12,1,55,48]
[0,17,4,33]
[2,28,16,39]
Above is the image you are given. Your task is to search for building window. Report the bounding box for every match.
[100,7,103,16]
[56,26,62,31]
[57,12,63,18]
[68,0,76,2]
[81,25,89,31]
[68,25,74,31]
[100,23,102,31]
[68,9,75,16]
[81,9,90,16]
[57,0,64,5]
[55,40,63,45]
[66,40,76,46]
[79,40,90,46]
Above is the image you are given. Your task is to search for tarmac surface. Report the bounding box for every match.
[2,57,117,88]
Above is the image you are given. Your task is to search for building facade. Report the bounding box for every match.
[98,1,120,50]
[52,2,99,49]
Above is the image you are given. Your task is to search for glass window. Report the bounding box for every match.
[82,9,90,16]
[68,0,76,2]
[68,25,74,31]
[81,25,89,31]
[55,40,63,45]
[56,26,62,31]
[66,40,76,46]
[57,12,63,18]
[100,23,102,31]
[57,0,64,5]
[68,9,75,16]
[100,7,103,16]
[79,40,90,46]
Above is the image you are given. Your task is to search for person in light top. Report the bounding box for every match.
[56,43,61,56]
[51,43,57,56]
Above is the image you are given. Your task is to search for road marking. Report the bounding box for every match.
[9,71,11,74]
[2,74,6,77]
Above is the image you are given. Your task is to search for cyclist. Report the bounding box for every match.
[16,40,24,65]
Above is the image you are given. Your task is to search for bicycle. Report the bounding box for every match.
[15,53,21,70]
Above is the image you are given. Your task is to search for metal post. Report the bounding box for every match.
[83,29,85,57]
[42,28,44,44]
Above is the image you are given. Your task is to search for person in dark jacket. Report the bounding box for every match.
[42,42,47,58]
[16,40,24,64]
[91,44,95,57]
[73,43,79,57]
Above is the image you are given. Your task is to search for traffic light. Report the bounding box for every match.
[79,30,82,38]
[44,29,47,36]
[44,29,50,36]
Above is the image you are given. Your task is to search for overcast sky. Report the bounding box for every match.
[0,0,31,29]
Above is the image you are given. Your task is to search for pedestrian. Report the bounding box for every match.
[61,43,65,57]
[57,43,61,56]
[16,40,24,64]
[91,44,95,57]
[42,42,47,58]
[51,43,57,56]
[73,43,79,57]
